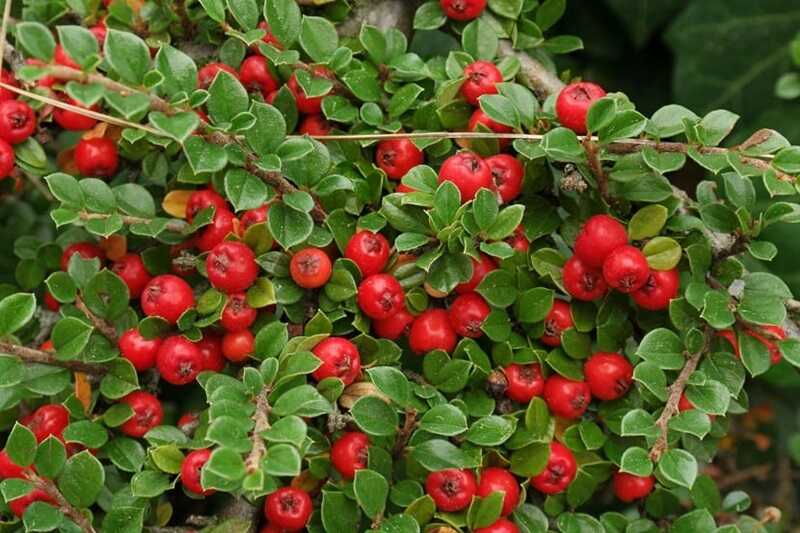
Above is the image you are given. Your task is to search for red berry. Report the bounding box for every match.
[409,309,458,354]
[220,292,257,332]
[24,404,69,442]
[508,224,529,252]
[75,137,119,177]
[196,333,225,372]
[43,291,60,312]
[286,68,334,114]
[60,241,105,271]
[376,138,424,180]
[181,448,215,496]
[503,363,544,403]
[156,335,204,385]
[196,209,237,252]
[543,375,591,419]
[25,59,55,88]
[53,98,98,130]
[0,69,18,102]
[0,100,36,144]
[475,519,520,533]
[737,325,786,365]
[485,154,523,203]
[530,441,577,494]
[54,44,80,69]
[345,230,390,277]
[198,62,238,89]
[330,431,369,479]
[311,337,361,386]
[563,255,608,302]
[426,468,476,512]
[396,183,415,193]
[264,487,313,532]
[260,524,284,533]
[90,20,107,44]
[477,467,520,516]
[612,471,655,502]
[119,328,161,372]
[240,204,269,231]
[456,254,496,294]
[119,391,163,438]
[258,21,283,49]
[298,114,332,136]
[583,352,633,401]
[602,245,649,293]
[222,330,254,363]
[186,189,228,223]
[177,412,199,435]
[290,248,332,289]
[373,308,415,340]
[631,268,680,310]
[357,273,405,320]
[0,450,27,479]
[141,274,195,324]
[469,108,512,149]
[448,292,490,338]
[206,241,259,293]
[438,151,493,202]
[555,82,607,134]
[540,300,573,347]
[8,489,56,518]
[678,392,695,412]
[239,55,278,94]
[461,60,502,105]
[440,0,487,21]
[0,138,14,179]
[574,214,628,269]
[111,253,151,298]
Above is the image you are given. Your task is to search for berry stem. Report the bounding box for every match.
[28,472,98,533]
[244,386,272,474]
[75,296,119,342]
[649,326,713,462]
[0,341,106,375]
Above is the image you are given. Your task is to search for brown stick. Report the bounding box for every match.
[244,387,271,474]
[582,137,610,203]
[0,341,105,375]
[78,211,188,233]
[392,409,418,457]
[75,296,118,342]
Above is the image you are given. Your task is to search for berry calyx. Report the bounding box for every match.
[0,100,36,144]
[220,292,257,332]
[555,82,607,134]
[530,441,577,494]
[111,253,151,299]
[198,62,238,89]
[448,292,490,338]
[61,241,105,271]
[156,336,204,385]
[264,487,313,532]
[602,245,650,293]
[540,299,573,347]
[574,214,628,269]
[440,0,487,21]
[141,274,195,324]
[206,241,259,293]
[475,519,520,533]
[583,352,633,401]
[119,328,162,372]
[345,230,391,277]
[222,330,254,363]
[372,308,415,340]
[485,154,523,203]
[75,137,119,178]
[631,268,680,310]
[476,467,520,516]
[357,273,405,320]
[563,255,608,302]
[0,138,14,179]
[612,471,655,502]
[375,138,424,180]
[312,337,361,386]
[330,431,369,479]
[439,151,493,202]
[543,375,591,419]
[408,308,458,354]
[426,468,477,512]
[290,247,332,289]
[186,189,228,223]
[24,404,69,442]
[456,253,496,294]
[239,55,279,94]
[503,363,545,403]
[181,448,215,496]
[119,391,163,438]
[461,60,503,105]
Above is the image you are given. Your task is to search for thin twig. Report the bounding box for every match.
[78,211,187,233]
[0,341,106,375]
[244,387,271,474]
[29,473,97,533]
[582,136,609,203]
[75,296,118,341]
[392,409,417,457]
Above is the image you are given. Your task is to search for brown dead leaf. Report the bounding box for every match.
[74,372,92,413]
[162,190,194,219]
[100,234,127,261]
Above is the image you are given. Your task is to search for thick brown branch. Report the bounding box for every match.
[245,387,271,474]
[650,327,712,462]
[75,296,119,342]
[29,474,97,533]
[497,40,565,100]
[0,341,106,375]
[78,211,188,233]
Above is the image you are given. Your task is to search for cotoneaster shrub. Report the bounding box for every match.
[0,0,795,532]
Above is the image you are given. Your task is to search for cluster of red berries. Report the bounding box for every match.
[436,150,524,204]
[564,214,680,311]
[0,70,37,180]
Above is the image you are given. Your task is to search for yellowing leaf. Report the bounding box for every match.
[74,372,92,413]
[162,190,194,219]
[101,234,128,262]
